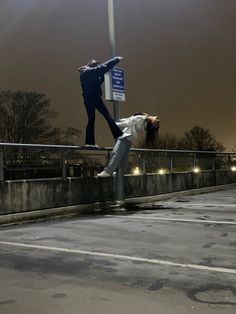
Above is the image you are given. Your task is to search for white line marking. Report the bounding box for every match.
[106,215,236,225]
[0,241,235,275]
[174,203,236,208]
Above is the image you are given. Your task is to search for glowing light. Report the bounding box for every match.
[193,166,200,173]
[231,166,236,172]
[132,167,141,175]
[158,169,166,175]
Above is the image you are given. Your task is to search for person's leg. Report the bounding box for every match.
[119,140,132,173]
[95,97,123,139]
[104,138,131,175]
[84,97,96,145]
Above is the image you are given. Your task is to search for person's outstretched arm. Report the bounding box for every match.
[93,56,123,75]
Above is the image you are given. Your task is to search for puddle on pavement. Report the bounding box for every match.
[187,286,236,305]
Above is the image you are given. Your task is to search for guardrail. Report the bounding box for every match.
[0,142,236,182]
[0,143,112,181]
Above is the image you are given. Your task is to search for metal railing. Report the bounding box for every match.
[0,143,236,181]
[129,148,236,175]
[0,143,111,180]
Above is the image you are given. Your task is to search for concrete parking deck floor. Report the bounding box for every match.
[0,187,236,314]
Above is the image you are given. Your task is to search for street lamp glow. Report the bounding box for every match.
[193,166,200,173]
[158,169,166,175]
[132,167,141,175]
[231,166,236,172]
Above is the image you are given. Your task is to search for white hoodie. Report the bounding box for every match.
[116,115,147,142]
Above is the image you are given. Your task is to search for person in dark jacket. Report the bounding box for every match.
[79,56,123,146]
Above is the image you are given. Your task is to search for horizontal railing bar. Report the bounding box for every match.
[0,142,235,155]
[129,148,236,155]
[0,143,112,151]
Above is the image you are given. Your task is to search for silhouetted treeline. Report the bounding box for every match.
[0,90,81,144]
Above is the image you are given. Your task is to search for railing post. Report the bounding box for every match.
[170,154,173,173]
[142,154,146,174]
[193,153,196,167]
[62,151,67,178]
[212,153,216,185]
[193,152,198,188]
[228,154,231,170]
[0,150,4,181]
[169,153,173,193]
[105,148,124,202]
[212,154,216,171]
[115,167,124,201]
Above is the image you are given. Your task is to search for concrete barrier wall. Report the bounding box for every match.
[1,170,236,214]
[0,177,114,214]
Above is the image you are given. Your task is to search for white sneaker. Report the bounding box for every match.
[97,170,110,177]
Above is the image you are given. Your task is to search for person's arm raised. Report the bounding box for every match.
[94,56,123,75]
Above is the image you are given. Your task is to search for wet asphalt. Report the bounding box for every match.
[0,187,235,314]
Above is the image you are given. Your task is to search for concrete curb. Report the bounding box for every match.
[0,201,115,226]
[124,183,236,205]
[0,183,236,226]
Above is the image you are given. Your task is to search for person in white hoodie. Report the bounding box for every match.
[97,113,160,177]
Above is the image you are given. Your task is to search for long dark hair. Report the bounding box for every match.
[146,119,159,143]
[133,112,160,144]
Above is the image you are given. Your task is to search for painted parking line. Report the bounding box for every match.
[0,241,235,275]
[105,215,236,225]
[173,203,236,208]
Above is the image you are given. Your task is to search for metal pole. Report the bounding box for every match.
[213,153,216,185]
[142,154,146,174]
[212,154,216,171]
[107,0,120,121]
[169,154,173,193]
[170,154,173,173]
[107,0,123,202]
[193,153,196,167]
[62,152,67,178]
[108,0,116,58]
[0,150,4,181]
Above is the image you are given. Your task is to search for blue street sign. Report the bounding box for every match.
[112,68,125,101]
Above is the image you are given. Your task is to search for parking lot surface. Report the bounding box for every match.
[0,187,236,314]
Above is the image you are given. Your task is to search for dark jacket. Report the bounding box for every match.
[79,57,120,97]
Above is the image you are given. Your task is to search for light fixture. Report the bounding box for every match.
[158,169,166,175]
[231,166,236,172]
[193,166,200,173]
[132,167,141,175]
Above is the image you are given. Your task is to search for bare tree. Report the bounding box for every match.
[0,90,81,144]
[135,125,225,152]
[180,126,225,151]
[155,133,182,150]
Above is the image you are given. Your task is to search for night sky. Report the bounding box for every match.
[0,0,235,150]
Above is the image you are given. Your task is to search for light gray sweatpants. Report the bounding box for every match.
[105,138,132,175]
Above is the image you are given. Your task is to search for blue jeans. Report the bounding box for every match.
[105,138,132,174]
[83,94,123,145]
